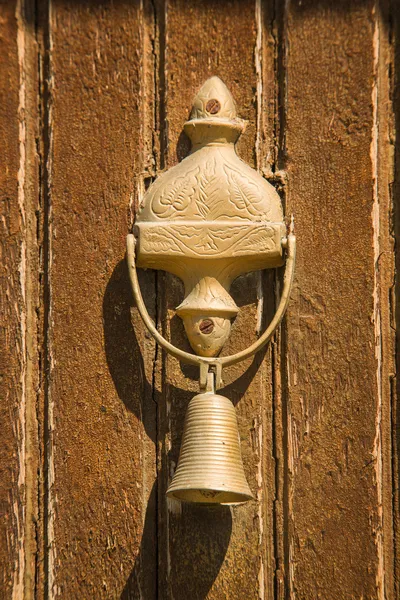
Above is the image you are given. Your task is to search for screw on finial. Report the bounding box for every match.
[206,99,221,115]
[190,76,237,120]
[199,319,215,335]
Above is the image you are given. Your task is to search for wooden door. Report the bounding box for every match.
[1,0,399,598]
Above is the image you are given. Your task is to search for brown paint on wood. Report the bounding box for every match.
[47,2,157,597]
[19,4,41,598]
[0,2,40,598]
[0,1,399,598]
[258,3,289,598]
[375,4,396,598]
[155,1,279,598]
[283,1,395,597]
[0,3,25,597]
[392,2,400,597]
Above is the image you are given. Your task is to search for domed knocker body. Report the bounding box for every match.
[127,77,296,504]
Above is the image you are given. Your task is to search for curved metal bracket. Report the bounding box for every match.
[126,232,296,388]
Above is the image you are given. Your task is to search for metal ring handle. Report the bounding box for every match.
[126,233,296,369]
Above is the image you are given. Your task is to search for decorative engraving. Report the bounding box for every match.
[144,156,276,224]
[193,159,222,219]
[149,166,200,219]
[224,163,271,220]
[134,76,286,357]
[137,222,283,259]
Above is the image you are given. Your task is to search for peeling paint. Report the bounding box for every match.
[1,1,393,598]
[14,2,26,598]
[370,8,385,600]
[255,0,263,174]
[46,2,57,597]
[254,6,267,597]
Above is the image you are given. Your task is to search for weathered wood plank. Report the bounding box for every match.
[258,2,288,597]
[1,2,397,598]
[47,2,157,597]
[393,1,400,595]
[375,4,396,597]
[0,2,40,598]
[0,3,26,597]
[283,1,395,597]
[155,1,279,598]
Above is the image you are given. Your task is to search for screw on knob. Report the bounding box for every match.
[199,319,215,335]
[206,99,221,115]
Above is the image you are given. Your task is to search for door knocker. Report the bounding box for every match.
[127,77,296,504]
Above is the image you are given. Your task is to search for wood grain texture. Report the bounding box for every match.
[155,1,279,598]
[283,1,395,598]
[0,3,25,597]
[0,2,40,598]
[392,2,400,597]
[375,4,396,597]
[0,1,398,598]
[47,2,157,597]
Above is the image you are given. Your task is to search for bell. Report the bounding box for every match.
[166,392,253,504]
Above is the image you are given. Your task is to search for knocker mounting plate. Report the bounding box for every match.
[133,76,287,357]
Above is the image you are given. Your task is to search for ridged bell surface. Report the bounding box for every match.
[166,393,253,504]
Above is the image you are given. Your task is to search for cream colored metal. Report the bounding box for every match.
[127,233,295,505]
[133,76,287,357]
[126,232,295,375]
[166,392,253,504]
[127,77,296,505]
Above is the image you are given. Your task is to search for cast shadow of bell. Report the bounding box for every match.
[103,259,238,599]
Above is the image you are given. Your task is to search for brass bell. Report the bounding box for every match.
[166,392,253,504]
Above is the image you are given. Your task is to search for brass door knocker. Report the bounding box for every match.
[127,77,296,504]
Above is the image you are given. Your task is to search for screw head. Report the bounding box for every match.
[205,99,221,115]
[199,319,215,335]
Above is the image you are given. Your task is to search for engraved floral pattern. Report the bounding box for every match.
[224,164,271,220]
[150,165,200,219]
[139,224,278,258]
[147,154,275,223]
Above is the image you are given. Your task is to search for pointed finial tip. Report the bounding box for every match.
[190,76,237,120]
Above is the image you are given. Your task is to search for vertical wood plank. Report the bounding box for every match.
[394,2,400,596]
[0,3,26,596]
[0,2,40,598]
[155,1,279,598]
[46,2,157,597]
[258,2,290,597]
[375,4,395,597]
[283,1,395,597]
[19,3,41,597]
[0,2,397,598]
